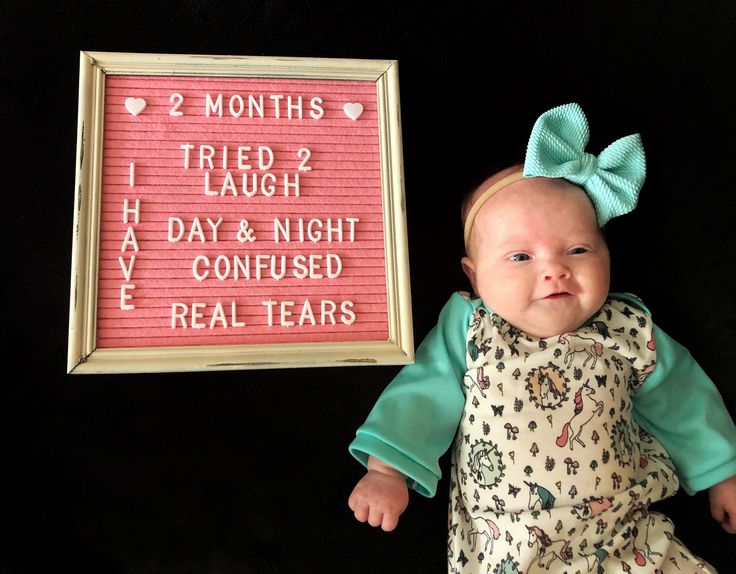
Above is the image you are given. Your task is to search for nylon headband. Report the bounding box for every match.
[463,170,525,248]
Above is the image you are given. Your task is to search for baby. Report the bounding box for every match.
[348,103,736,573]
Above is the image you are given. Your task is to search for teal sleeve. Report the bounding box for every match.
[633,324,736,494]
[348,292,474,497]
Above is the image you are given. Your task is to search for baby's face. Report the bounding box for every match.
[462,176,610,338]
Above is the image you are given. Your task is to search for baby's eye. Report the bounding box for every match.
[509,253,530,262]
[568,247,588,255]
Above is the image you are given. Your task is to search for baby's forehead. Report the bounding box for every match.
[474,177,590,217]
[466,177,599,243]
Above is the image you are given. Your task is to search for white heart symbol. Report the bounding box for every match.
[343,102,363,121]
[125,97,147,116]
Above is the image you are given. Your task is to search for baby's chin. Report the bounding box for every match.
[507,306,602,339]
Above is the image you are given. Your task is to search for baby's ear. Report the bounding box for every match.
[461,256,477,294]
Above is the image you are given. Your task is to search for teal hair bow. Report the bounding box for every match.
[523,102,646,226]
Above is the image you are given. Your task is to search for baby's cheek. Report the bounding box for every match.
[588,261,611,301]
[480,281,518,315]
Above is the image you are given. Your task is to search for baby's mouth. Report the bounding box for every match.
[544,291,572,299]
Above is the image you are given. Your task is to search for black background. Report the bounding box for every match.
[3,1,735,572]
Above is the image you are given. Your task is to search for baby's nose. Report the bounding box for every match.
[543,261,571,280]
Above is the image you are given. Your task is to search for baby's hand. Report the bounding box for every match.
[709,475,736,534]
[348,456,409,532]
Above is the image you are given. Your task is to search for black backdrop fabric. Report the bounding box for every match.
[3,1,736,572]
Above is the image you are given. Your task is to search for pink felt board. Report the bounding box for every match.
[97,75,388,348]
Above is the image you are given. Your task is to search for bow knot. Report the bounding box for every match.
[523,103,646,226]
[576,152,598,185]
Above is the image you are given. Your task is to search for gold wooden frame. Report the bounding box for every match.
[68,51,412,374]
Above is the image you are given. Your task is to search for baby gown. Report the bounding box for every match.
[350,293,736,574]
[450,296,711,573]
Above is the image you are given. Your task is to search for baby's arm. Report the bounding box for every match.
[633,322,736,532]
[709,475,736,534]
[349,455,409,532]
[348,294,474,530]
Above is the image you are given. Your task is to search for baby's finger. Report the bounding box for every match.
[348,494,369,523]
[381,512,399,532]
[721,512,736,534]
[710,503,725,524]
[368,507,385,528]
[353,505,369,523]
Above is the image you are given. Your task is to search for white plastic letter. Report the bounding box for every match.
[171,303,188,328]
[229,95,244,118]
[326,254,342,278]
[220,171,237,197]
[215,255,231,280]
[261,173,276,196]
[210,301,227,329]
[341,301,356,325]
[231,301,246,327]
[123,198,140,224]
[249,95,264,118]
[168,217,184,242]
[284,173,300,197]
[118,255,136,282]
[120,284,135,310]
[280,301,295,327]
[191,303,206,329]
[309,97,324,120]
[180,143,194,169]
[205,93,223,117]
[262,299,277,326]
[270,94,284,118]
[192,255,210,281]
[206,217,223,242]
[346,217,360,242]
[199,145,215,169]
[258,146,274,170]
[321,300,337,325]
[187,217,205,243]
[299,299,316,326]
[121,227,139,252]
[237,146,252,170]
[293,255,308,279]
[203,171,217,196]
[287,95,303,119]
[297,148,312,171]
[273,218,289,243]
[169,93,184,116]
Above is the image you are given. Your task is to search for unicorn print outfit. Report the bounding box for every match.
[350,292,736,573]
